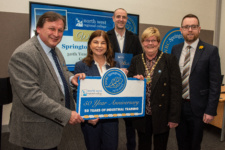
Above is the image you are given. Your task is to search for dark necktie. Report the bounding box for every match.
[182,45,191,99]
[51,49,70,108]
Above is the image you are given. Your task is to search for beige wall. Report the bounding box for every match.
[1,0,223,126]
[0,0,217,30]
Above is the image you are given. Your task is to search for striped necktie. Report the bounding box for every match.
[51,49,70,108]
[182,45,191,99]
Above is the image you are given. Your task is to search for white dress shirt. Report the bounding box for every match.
[179,38,199,99]
[37,36,66,95]
[115,29,125,53]
[94,60,109,77]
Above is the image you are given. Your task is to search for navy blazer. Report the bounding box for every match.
[171,40,221,117]
[107,29,143,57]
[74,61,120,76]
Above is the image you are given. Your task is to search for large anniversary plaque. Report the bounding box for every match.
[76,68,146,120]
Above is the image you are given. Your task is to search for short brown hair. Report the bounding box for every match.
[83,30,116,67]
[113,8,127,16]
[181,14,200,26]
[35,11,66,36]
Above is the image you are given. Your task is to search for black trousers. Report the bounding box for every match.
[23,147,57,150]
[176,101,204,150]
[137,115,169,150]
[81,119,118,150]
[124,118,136,150]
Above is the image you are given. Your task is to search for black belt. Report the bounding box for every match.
[182,98,190,102]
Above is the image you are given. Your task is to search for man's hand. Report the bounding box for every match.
[71,73,86,86]
[69,111,84,125]
[168,122,178,128]
[121,68,128,75]
[203,113,214,124]
[88,118,100,126]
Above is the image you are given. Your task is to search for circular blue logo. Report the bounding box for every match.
[102,68,127,95]
[126,17,136,34]
[160,28,184,54]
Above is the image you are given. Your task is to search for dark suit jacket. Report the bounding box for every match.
[107,29,142,57]
[8,36,74,149]
[171,40,221,117]
[127,51,182,134]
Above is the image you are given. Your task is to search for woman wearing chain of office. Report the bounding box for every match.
[127,27,182,150]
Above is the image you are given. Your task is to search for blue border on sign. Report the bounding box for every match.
[76,76,146,120]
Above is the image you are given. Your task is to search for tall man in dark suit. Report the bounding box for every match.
[107,8,142,150]
[107,8,142,58]
[8,12,84,150]
[171,14,221,150]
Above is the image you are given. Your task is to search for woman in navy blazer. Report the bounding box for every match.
[74,30,120,150]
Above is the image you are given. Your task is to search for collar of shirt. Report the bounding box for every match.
[114,29,126,38]
[94,58,109,77]
[37,35,52,55]
[145,51,158,61]
[184,38,199,50]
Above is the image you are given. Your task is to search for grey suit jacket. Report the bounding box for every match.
[8,36,75,149]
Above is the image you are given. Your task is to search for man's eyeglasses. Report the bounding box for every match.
[181,25,199,30]
[143,39,157,44]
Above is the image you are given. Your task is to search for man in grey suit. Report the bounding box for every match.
[171,14,221,150]
[8,12,84,150]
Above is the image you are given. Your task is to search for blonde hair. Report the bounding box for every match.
[141,27,161,43]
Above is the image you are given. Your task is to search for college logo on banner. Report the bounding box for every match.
[160,28,184,54]
[126,17,136,34]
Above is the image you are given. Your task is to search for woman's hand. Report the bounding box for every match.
[88,118,99,126]
[133,74,144,80]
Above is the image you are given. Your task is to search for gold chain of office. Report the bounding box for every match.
[141,52,163,84]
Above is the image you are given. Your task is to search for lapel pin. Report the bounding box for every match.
[199,45,204,49]
[158,70,161,73]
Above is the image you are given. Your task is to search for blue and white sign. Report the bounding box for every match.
[76,68,146,120]
[160,28,184,54]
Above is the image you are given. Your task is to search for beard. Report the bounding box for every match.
[183,33,199,43]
